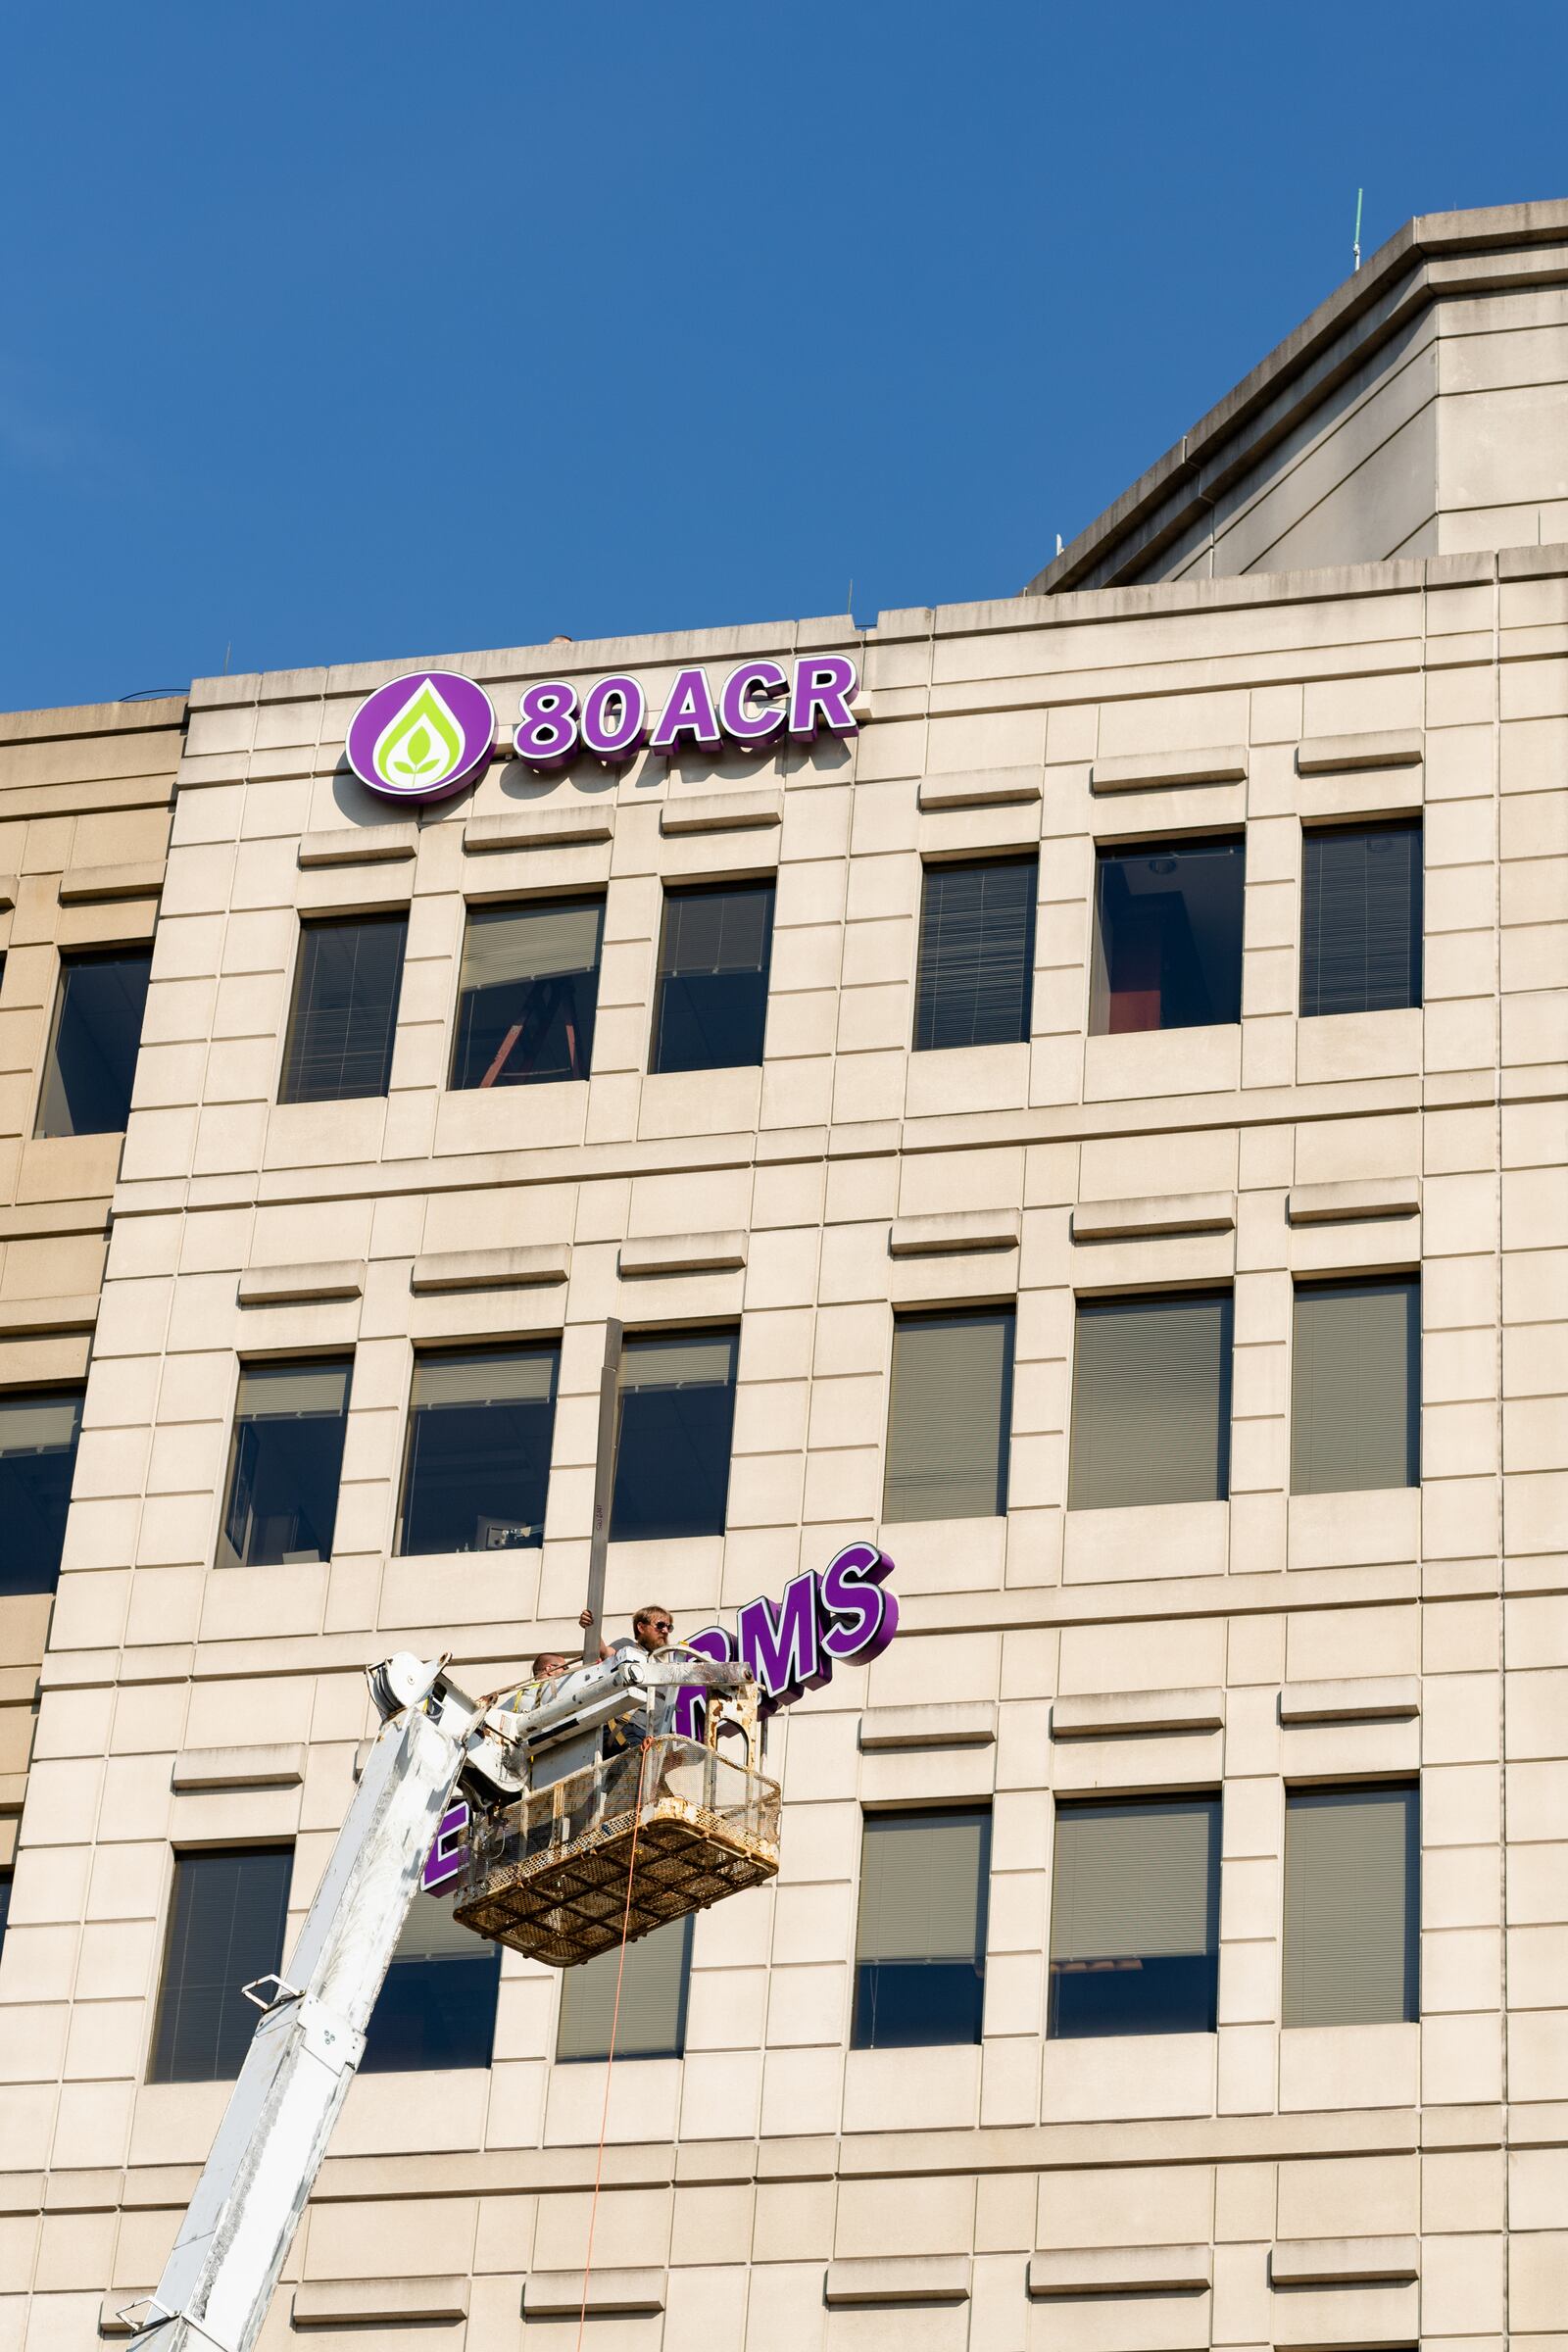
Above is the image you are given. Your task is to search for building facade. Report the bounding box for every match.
[4,200,1568,2347]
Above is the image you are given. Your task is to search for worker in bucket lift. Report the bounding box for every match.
[491,1649,569,1724]
[578,1602,678,1747]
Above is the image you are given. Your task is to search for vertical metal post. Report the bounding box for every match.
[582,1316,623,1653]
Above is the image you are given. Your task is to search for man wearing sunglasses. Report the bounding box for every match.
[578,1602,675,1662]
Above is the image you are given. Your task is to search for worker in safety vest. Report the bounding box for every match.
[578,1604,676,1747]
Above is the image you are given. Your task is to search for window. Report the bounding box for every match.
[1091,838,1245,1033]
[0,1872,10,1966]
[557,1916,693,2061]
[1049,1796,1220,2038]
[218,1358,352,1568]
[451,897,604,1089]
[610,1328,738,1542]
[0,1390,83,1595]
[852,1808,990,2049]
[1293,1277,1420,1495]
[34,947,152,1136]
[1301,818,1422,1017]
[278,914,407,1103]
[397,1344,559,1555]
[361,1888,501,2072]
[1284,1785,1419,2027]
[650,880,774,1074]
[913,858,1037,1052]
[1068,1292,1233,1510]
[149,1847,292,2082]
[883,1307,1013,1522]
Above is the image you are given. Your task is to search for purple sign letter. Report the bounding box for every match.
[787,655,858,743]
[422,1801,468,1893]
[738,1569,831,1713]
[581,674,648,764]
[819,1541,899,1664]
[650,666,722,756]
[717,659,788,747]
[672,1622,738,1741]
[514,680,581,768]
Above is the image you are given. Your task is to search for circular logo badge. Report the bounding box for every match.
[345,669,496,804]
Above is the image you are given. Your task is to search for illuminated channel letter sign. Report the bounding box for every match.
[345,669,497,805]
[420,1542,897,1892]
[513,653,860,769]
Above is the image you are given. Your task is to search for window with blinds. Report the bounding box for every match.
[883,1307,1013,1522]
[1300,819,1422,1017]
[851,1808,990,2049]
[149,1847,293,2082]
[913,858,1037,1053]
[361,1888,502,2072]
[278,914,407,1104]
[1068,1292,1233,1510]
[397,1344,560,1556]
[451,897,604,1089]
[1292,1276,1419,1494]
[0,1388,83,1596]
[1091,838,1245,1034]
[218,1357,353,1568]
[557,1914,694,2061]
[1049,1795,1220,2038]
[610,1328,739,1542]
[33,947,153,1137]
[651,880,774,1074]
[1284,1785,1419,2028]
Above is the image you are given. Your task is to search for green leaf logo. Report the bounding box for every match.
[372,680,465,790]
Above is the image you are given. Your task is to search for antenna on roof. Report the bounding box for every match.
[1352,187,1364,273]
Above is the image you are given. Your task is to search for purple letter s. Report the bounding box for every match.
[818,1541,898,1665]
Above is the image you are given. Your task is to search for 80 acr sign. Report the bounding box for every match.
[346,655,860,806]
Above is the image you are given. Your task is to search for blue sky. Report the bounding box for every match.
[4,0,1566,710]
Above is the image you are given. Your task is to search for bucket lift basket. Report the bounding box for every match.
[453,1729,781,1968]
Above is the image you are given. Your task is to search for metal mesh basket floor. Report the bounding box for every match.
[453,1735,781,1968]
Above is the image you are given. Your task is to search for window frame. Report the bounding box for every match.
[1290,1271,1421,1496]
[1089,833,1247,1037]
[147,1843,294,2085]
[215,1352,355,1570]
[0,1384,85,1597]
[32,941,154,1139]
[1047,1790,1222,2041]
[911,853,1039,1054]
[1282,1780,1421,2029]
[276,908,410,1107]
[555,1912,695,2064]
[882,1301,1016,1525]
[1298,814,1424,1020]
[849,1803,992,2052]
[447,891,607,1092]
[1067,1287,1235,1511]
[648,876,777,1076]
[608,1324,741,1544]
[393,1338,562,1558]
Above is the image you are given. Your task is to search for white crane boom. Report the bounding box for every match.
[124,1654,511,2352]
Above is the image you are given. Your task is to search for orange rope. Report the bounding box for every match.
[575,1740,651,2350]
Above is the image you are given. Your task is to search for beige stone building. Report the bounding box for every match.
[4,198,1568,2348]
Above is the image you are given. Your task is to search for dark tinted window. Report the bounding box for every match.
[451,898,603,1089]
[557,1915,693,2061]
[610,1329,738,1542]
[361,1888,501,2072]
[218,1358,352,1568]
[1092,839,1245,1033]
[1049,1796,1220,2038]
[149,1847,292,2082]
[0,1873,10,1965]
[34,948,152,1136]
[279,915,406,1103]
[1069,1293,1233,1510]
[1285,1785,1419,2027]
[913,858,1036,1051]
[651,882,774,1074]
[0,1390,82,1595]
[397,1345,559,1555]
[1293,1277,1420,1494]
[883,1308,1013,1521]
[1301,818,1422,1016]
[852,1809,990,2049]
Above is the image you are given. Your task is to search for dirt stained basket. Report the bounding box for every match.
[453,1733,782,1968]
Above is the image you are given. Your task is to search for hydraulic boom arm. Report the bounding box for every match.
[126,1654,517,2352]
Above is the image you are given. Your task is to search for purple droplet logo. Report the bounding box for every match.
[345,669,496,804]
